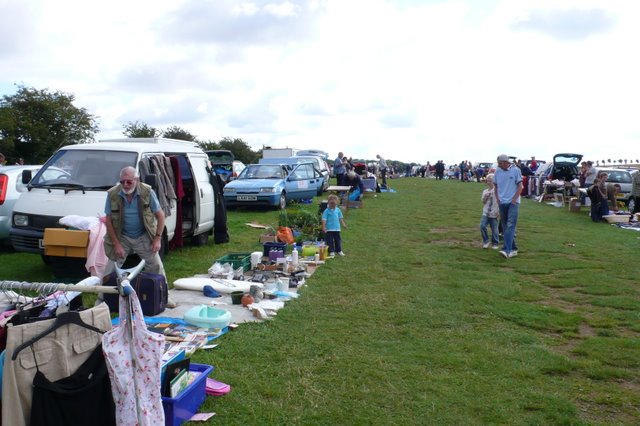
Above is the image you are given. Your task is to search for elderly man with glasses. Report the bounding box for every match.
[103,166,166,278]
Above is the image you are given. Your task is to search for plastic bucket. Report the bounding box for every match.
[231,291,244,305]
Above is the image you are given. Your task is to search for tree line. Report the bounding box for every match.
[0,85,261,165]
[0,85,417,170]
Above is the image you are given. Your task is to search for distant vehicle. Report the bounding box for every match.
[231,160,246,180]
[592,167,638,209]
[261,148,298,159]
[547,153,583,181]
[473,162,493,175]
[0,165,41,243]
[259,156,330,193]
[223,163,325,209]
[295,149,329,161]
[205,150,235,183]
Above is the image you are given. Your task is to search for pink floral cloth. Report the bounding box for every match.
[102,290,165,425]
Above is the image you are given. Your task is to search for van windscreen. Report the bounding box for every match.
[32,150,138,189]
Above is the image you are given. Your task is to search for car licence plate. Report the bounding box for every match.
[237,195,257,201]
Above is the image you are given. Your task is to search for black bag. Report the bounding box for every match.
[103,272,168,316]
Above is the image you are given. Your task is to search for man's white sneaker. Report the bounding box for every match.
[492,245,499,250]
[338,251,345,256]
[508,250,518,258]
[499,250,509,259]
[328,252,336,258]
[482,242,491,249]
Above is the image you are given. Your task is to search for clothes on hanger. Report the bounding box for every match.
[30,344,115,426]
[102,292,165,426]
[2,303,111,426]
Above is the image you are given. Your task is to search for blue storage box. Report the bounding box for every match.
[162,363,213,426]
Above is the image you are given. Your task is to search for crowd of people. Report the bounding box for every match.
[0,153,25,166]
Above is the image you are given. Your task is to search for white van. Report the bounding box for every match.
[10,138,216,261]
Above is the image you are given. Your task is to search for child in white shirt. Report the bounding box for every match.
[480,173,500,249]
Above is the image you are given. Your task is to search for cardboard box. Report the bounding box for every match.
[259,233,278,243]
[347,199,364,209]
[569,198,582,213]
[43,228,90,258]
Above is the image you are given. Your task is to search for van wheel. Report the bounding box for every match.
[192,232,209,246]
[278,192,287,210]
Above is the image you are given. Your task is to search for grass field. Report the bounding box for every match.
[1,177,639,425]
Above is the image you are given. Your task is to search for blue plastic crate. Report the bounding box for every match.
[162,363,213,426]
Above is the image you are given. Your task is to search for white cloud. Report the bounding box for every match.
[0,0,639,164]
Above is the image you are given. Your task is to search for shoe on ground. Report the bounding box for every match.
[482,242,491,249]
[492,245,499,250]
[499,250,509,259]
[508,250,518,258]
[338,251,345,256]
[328,252,336,258]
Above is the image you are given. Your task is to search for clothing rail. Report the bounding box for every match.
[0,261,144,297]
[0,280,119,294]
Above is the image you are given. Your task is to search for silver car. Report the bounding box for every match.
[592,167,638,208]
[0,165,41,243]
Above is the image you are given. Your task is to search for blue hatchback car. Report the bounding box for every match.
[223,163,324,209]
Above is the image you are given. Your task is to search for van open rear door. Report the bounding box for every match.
[187,153,215,235]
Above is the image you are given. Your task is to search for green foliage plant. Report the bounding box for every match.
[286,206,322,241]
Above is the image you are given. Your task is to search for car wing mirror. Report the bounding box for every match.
[22,169,33,184]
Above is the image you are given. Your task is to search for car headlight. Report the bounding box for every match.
[13,214,29,227]
[260,188,277,193]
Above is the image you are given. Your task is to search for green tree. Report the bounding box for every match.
[162,126,197,141]
[198,140,221,151]
[0,85,98,163]
[216,137,260,164]
[122,121,159,138]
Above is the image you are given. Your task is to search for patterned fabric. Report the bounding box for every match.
[102,290,165,426]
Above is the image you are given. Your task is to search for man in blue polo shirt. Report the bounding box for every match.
[103,166,166,278]
[494,154,523,259]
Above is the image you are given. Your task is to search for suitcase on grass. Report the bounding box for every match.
[103,272,168,316]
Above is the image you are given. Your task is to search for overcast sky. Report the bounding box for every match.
[1,0,639,165]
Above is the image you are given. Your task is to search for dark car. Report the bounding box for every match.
[205,150,235,183]
[548,153,583,181]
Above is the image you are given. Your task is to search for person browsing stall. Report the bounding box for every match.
[377,154,388,186]
[333,152,346,186]
[494,154,523,259]
[344,170,364,201]
[103,166,166,279]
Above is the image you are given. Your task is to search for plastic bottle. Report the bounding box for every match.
[292,247,299,266]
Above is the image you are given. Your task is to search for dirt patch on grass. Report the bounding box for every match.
[430,240,462,246]
[539,298,579,313]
